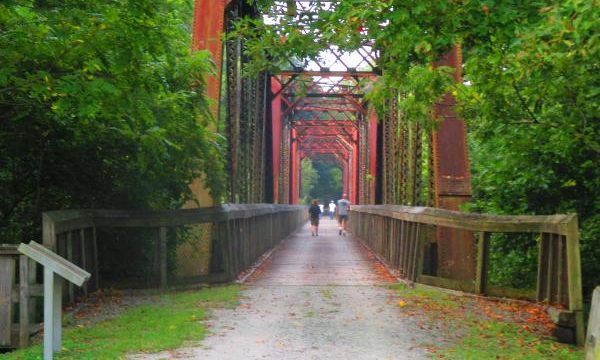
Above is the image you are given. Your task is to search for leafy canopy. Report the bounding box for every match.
[0,0,225,243]
[234,0,599,295]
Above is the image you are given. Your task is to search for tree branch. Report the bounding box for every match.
[511,80,540,125]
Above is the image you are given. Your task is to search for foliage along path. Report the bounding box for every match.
[129,219,581,359]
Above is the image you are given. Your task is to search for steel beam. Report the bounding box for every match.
[432,45,474,281]
[192,0,226,116]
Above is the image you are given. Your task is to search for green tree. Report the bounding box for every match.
[0,0,225,243]
[300,158,319,204]
[459,0,599,293]
[309,160,343,204]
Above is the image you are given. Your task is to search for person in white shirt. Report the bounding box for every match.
[328,200,336,220]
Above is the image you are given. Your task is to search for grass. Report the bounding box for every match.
[320,288,334,300]
[304,310,316,318]
[389,283,583,360]
[444,320,582,360]
[1,285,240,360]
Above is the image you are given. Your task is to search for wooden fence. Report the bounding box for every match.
[350,205,584,345]
[42,205,306,299]
[1,204,305,350]
[0,245,42,349]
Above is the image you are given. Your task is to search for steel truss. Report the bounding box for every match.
[194,0,471,213]
[224,3,269,203]
[193,0,475,289]
[380,92,425,206]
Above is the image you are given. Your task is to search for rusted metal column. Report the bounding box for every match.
[271,78,282,203]
[290,128,300,204]
[432,45,474,281]
[432,46,471,209]
[225,31,241,202]
[368,110,378,204]
[192,0,226,114]
[381,94,399,204]
[358,117,368,204]
[342,161,349,198]
[189,0,227,206]
[351,129,359,204]
[280,122,291,204]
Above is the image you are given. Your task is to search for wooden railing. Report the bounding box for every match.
[350,205,584,345]
[0,204,304,350]
[0,245,42,349]
[42,204,306,301]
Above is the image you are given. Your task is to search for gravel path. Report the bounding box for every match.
[129,219,435,359]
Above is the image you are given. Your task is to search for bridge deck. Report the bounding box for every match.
[131,220,434,359]
[250,218,389,286]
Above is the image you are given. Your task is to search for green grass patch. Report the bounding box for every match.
[387,283,458,309]
[441,320,582,360]
[1,285,239,360]
[304,310,316,318]
[320,288,334,300]
[389,283,583,360]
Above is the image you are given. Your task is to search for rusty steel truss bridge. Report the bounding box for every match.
[193,0,473,280]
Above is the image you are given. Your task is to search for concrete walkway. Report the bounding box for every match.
[130,219,433,359]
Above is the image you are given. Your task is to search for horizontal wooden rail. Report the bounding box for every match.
[350,205,584,345]
[352,205,576,234]
[43,204,305,244]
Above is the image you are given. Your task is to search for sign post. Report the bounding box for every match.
[18,242,90,360]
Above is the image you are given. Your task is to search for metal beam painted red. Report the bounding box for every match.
[432,46,471,202]
[351,129,358,204]
[368,110,378,204]
[189,0,227,206]
[192,0,226,116]
[271,80,283,203]
[290,128,299,204]
[432,45,474,281]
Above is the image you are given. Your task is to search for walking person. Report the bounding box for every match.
[308,199,322,236]
[328,200,336,220]
[337,194,350,236]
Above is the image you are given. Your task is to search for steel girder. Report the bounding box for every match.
[194,1,472,213]
[380,92,425,207]
[272,71,371,204]
[192,0,475,287]
[222,2,270,203]
[432,46,474,281]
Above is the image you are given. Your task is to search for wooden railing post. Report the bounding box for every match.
[586,286,600,359]
[415,224,429,280]
[409,223,421,281]
[475,232,490,295]
[66,231,74,303]
[564,216,584,346]
[0,256,15,347]
[537,233,548,302]
[80,228,87,296]
[92,226,99,290]
[19,255,30,347]
[42,213,57,250]
[159,227,167,288]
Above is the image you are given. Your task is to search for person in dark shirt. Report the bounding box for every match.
[308,199,322,236]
